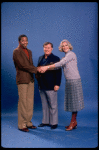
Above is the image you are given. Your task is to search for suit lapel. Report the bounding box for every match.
[38,54,52,66]
[19,47,30,62]
[28,50,33,64]
[38,55,44,66]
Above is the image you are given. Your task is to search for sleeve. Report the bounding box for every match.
[54,68,62,86]
[13,50,37,74]
[35,56,41,80]
[54,57,62,86]
[55,52,75,69]
[55,57,66,69]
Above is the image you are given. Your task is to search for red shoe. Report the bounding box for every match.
[65,125,77,128]
[19,128,29,132]
[65,121,77,131]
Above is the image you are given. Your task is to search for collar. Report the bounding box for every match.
[65,49,71,55]
[44,53,53,59]
[19,44,28,50]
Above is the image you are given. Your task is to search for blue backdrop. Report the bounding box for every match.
[1,2,98,114]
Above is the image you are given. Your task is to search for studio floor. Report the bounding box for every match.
[1,98,98,148]
[1,103,98,148]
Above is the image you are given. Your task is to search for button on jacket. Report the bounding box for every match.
[36,53,62,90]
[13,46,37,85]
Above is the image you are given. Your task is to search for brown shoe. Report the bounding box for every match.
[65,121,77,131]
[65,125,69,128]
[19,128,29,132]
[27,125,37,129]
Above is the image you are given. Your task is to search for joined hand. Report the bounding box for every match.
[37,66,48,73]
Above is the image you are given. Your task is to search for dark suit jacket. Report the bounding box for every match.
[36,53,62,90]
[13,46,37,85]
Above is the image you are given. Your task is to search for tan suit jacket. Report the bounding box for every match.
[13,46,37,85]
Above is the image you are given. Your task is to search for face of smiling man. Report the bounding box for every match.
[19,37,28,49]
[43,44,53,59]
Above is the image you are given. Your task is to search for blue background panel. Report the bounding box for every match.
[1,2,98,148]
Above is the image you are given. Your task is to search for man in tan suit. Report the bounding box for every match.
[13,34,37,132]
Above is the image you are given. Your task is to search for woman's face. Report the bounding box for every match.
[62,42,70,53]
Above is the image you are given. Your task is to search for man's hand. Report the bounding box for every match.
[37,66,48,73]
[37,66,42,72]
[54,85,60,91]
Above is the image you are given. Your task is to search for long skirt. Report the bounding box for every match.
[64,78,84,112]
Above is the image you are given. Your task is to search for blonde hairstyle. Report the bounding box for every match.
[58,39,73,52]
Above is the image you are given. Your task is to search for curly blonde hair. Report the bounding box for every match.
[58,39,73,52]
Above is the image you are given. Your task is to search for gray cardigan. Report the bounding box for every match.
[55,50,81,80]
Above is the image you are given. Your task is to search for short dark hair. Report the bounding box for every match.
[43,42,53,48]
[18,34,28,42]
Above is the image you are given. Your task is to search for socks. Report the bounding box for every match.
[71,111,77,122]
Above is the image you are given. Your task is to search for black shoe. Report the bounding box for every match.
[27,125,37,129]
[38,123,49,127]
[51,124,58,129]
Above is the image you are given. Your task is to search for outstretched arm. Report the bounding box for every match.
[37,56,66,73]
[37,64,55,73]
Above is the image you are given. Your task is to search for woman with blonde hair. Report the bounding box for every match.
[37,39,84,131]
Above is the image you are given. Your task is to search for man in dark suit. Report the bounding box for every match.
[13,34,37,132]
[36,42,62,129]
